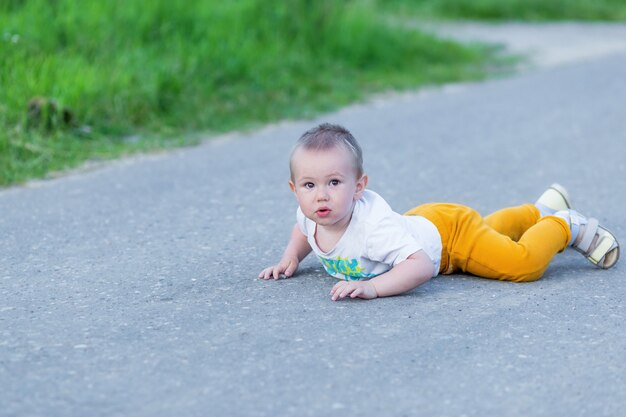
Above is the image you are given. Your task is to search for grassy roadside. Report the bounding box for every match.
[3,1,625,186]
[383,0,626,21]
[0,0,500,186]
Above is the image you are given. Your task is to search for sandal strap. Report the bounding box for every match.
[577,217,599,254]
[588,235,615,265]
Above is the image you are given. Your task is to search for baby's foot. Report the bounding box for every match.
[535,183,571,217]
[554,209,620,269]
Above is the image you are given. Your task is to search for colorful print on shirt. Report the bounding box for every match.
[319,256,378,281]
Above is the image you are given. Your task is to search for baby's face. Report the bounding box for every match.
[289,146,366,231]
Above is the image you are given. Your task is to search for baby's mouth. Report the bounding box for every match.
[317,208,331,217]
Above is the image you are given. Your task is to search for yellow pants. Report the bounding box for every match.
[405,203,571,282]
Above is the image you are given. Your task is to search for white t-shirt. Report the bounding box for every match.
[297,190,442,281]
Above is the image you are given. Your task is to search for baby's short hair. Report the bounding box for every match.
[290,123,364,179]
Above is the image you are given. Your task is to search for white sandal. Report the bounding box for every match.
[572,216,620,269]
[535,183,572,216]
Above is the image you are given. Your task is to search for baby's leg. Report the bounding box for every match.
[483,204,540,242]
[457,213,571,282]
[485,184,571,240]
[409,203,570,281]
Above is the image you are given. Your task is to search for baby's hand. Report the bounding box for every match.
[330,280,378,301]
[258,256,299,280]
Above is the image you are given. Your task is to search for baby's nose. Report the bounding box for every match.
[316,187,329,200]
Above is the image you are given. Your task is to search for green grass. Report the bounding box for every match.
[3,1,626,186]
[383,0,626,21]
[1,0,502,186]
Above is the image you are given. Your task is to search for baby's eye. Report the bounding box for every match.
[303,182,315,189]
[329,179,340,186]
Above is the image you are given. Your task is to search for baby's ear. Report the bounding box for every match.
[288,180,296,193]
[354,174,368,200]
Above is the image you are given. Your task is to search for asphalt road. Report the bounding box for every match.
[1,46,625,417]
[417,21,626,70]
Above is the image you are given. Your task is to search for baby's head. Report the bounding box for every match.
[289,124,368,228]
[289,123,364,181]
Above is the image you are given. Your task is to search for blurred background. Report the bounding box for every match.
[2,0,626,186]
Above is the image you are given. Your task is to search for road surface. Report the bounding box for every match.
[1,24,625,417]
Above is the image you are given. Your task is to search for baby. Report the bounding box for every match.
[259,123,620,301]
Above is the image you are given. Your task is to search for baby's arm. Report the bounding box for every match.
[330,250,434,301]
[259,224,312,280]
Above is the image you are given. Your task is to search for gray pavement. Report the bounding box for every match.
[2,43,626,417]
[415,21,626,70]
